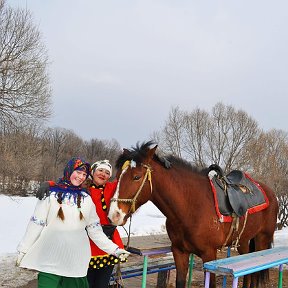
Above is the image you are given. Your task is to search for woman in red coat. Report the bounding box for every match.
[87,160,126,288]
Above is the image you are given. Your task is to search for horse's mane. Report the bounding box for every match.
[116,141,207,176]
[116,141,155,169]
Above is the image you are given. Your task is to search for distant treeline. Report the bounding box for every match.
[0,125,121,196]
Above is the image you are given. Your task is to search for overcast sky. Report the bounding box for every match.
[8,0,288,148]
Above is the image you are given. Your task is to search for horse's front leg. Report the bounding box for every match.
[172,246,190,288]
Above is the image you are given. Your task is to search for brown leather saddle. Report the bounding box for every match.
[208,164,266,217]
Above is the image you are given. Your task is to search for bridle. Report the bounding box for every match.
[111,160,153,214]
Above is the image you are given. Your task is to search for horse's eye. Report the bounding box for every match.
[133,175,141,181]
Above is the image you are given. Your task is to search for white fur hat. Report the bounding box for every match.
[91,159,112,177]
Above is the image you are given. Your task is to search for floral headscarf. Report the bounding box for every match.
[56,157,91,190]
[51,157,91,219]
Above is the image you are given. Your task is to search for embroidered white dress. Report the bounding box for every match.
[17,191,118,277]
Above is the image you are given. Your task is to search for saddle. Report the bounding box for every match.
[208,164,267,217]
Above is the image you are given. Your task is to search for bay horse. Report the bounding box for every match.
[108,141,279,288]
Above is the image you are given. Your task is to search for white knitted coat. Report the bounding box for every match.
[17,191,118,277]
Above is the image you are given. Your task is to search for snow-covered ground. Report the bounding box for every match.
[0,195,287,287]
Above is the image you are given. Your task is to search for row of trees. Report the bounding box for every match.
[0,124,121,195]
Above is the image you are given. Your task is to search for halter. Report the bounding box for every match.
[111,160,153,214]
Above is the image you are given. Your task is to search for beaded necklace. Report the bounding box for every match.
[90,184,107,211]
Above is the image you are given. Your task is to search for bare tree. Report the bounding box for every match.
[160,106,185,157]
[0,1,51,128]
[247,129,288,227]
[182,108,210,167]
[39,128,121,181]
[41,127,82,180]
[0,122,43,195]
[83,138,121,176]
[205,103,259,172]
[158,103,259,171]
[246,130,288,179]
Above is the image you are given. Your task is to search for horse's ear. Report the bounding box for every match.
[147,145,158,160]
[123,148,129,155]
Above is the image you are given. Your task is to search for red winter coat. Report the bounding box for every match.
[89,181,124,257]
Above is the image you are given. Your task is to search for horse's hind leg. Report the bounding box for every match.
[171,247,189,288]
[200,249,217,288]
[237,239,251,288]
[252,233,273,287]
[238,238,266,288]
[238,235,272,288]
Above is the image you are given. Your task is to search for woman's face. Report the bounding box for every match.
[70,170,87,186]
[92,168,110,186]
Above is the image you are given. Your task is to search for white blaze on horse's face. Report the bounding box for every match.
[108,162,134,225]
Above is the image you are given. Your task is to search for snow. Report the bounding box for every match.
[0,195,287,287]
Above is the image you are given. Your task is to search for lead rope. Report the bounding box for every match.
[113,215,133,288]
[126,214,133,249]
[113,263,124,288]
[127,165,152,214]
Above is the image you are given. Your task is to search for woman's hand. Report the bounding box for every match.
[114,248,130,261]
[36,181,55,199]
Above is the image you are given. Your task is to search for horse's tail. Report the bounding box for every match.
[249,238,271,286]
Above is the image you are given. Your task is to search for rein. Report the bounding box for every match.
[111,161,153,214]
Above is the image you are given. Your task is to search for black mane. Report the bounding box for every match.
[116,141,156,169]
[116,141,206,175]
[165,155,205,174]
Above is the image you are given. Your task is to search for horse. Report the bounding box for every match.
[108,141,279,288]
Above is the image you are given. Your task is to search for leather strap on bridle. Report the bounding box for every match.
[111,162,153,214]
[110,161,153,249]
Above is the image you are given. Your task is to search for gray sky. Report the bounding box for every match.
[9,0,288,148]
